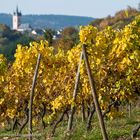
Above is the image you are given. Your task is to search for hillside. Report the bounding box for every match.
[90,6,139,30]
[0,13,94,29]
[0,15,140,139]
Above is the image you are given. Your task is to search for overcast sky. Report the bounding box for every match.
[0,0,139,18]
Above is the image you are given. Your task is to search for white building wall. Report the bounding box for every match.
[13,15,19,30]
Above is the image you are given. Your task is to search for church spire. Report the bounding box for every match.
[13,5,22,30]
[16,5,19,14]
[13,5,22,16]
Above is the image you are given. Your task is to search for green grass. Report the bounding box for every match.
[0,107,140,140]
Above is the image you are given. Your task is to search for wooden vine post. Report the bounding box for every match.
[67,52,83,131]
[82,44,108,140]
[28,54,41,140]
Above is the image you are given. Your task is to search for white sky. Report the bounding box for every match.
[0,0,139,18]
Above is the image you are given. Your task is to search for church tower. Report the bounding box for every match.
[13,6,22,30]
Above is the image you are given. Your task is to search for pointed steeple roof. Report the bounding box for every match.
[16,5,19,13]
[13,5,22,16]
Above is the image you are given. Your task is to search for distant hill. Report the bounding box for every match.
[90,6,139,30]
[0,13,95,29]
[0,14,12,27]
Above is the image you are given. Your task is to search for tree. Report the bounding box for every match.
[0,24,34,61]
[43,28,56,45]
[53,27,79,52]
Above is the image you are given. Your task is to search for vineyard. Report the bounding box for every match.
[0,15,140,140]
